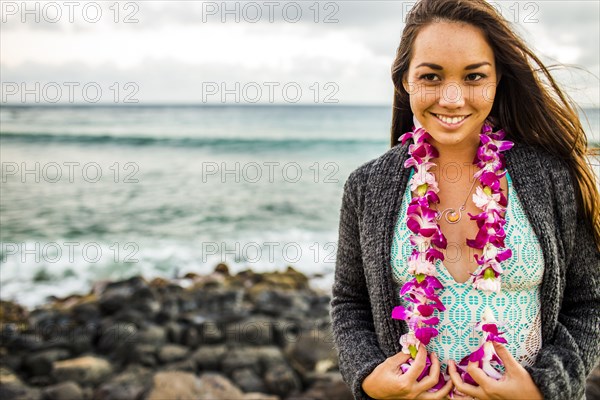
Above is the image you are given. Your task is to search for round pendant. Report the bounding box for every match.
[446,210,461,224]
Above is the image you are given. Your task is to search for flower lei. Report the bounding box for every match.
[392,118,514,397]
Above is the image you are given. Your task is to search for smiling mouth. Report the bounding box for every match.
[431,113,470,125]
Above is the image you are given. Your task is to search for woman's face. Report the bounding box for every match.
[402,21,500,150]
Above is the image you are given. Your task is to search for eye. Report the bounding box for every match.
[466,73,487,81]
[418,74,439,82]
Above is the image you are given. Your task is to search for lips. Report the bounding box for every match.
[431,112,470,127]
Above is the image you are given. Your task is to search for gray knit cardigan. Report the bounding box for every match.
[330,141,600,400]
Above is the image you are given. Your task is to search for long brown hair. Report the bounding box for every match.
[390,0,600,251]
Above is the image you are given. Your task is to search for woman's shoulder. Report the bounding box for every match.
[509,141,573,183]
[510,141,580,226]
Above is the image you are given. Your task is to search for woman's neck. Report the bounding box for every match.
[427,137,481,184]
[432,141,480,169]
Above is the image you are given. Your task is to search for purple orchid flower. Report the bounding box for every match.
[466,222,507,250]
[459,341,504,381]
[392,304,440,345]
[391,303,439,328]
[408,236,445,258]
[407,197,438,221]
[409,167,440,196]
[407,252,437,276]
[406,211,439,237]
[472,272,502,292]
[479,323,509,344]
[454,307,508,383]
[400,275,444,300]
[485,130,514,150]
[473,246,512,266]
[399,352,446,391]
[400,283,445,312]
[410,142,439,164]
[471,186,506,213]
[468,209,506,229]
[399,127,430,146]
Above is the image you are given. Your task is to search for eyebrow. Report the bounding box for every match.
[416,62,491,70]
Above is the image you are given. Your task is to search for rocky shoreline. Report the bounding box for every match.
[2,263,599,400]
[0,264,351,400]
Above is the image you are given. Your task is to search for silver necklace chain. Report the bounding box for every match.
[434,177,478,224]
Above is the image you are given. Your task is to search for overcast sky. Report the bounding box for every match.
[1,1,598,106]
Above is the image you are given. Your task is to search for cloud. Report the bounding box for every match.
[0,50,396,105]
[0,1,597,106]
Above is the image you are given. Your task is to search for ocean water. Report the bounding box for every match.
[1,105,598,308]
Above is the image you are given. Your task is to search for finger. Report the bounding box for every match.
[466,360,496,388]
[418,377,454,400]
[451,393,472,399]
[389,349,412,370]
[434,377,454,399]
[493,341,519,373]
[415,371,454,400]
[447,359,486,399]
[415,351,441,392]
[405,342,428,381]
[447,360,462,388]
[450,391,471,399]
[447,359,461,383]
[429,351,441,379]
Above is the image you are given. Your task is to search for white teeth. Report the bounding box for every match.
[434,114,467,124]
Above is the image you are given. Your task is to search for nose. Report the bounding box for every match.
[438,82,465,108]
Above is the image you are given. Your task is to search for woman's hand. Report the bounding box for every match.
[362,343,454,399]
[448,341,543,400]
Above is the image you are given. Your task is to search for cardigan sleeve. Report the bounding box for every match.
[523,158,600,400]
[330,170,387,400]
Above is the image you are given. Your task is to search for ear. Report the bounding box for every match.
[402,73,409,93]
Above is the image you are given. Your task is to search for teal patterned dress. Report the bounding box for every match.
[391,168,544,374]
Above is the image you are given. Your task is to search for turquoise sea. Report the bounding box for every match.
[1,105,598,308]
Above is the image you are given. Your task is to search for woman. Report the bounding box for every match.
[329,1,600,400]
